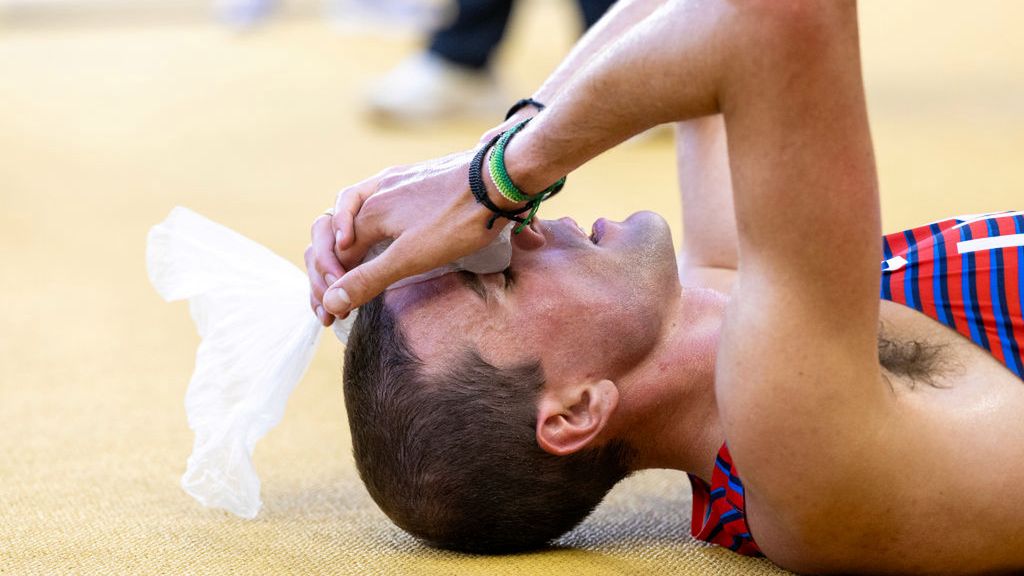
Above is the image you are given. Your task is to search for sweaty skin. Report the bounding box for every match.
[309,1,1024,572]
[388,211,1024,575]
[384,107,1024,574]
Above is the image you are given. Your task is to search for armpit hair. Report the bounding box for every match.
[877,322,949,389]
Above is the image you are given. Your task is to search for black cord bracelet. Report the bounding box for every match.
[504,97,546,121]
[469,133,534,230]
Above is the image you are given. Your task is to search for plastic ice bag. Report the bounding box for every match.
[146,207,510,518]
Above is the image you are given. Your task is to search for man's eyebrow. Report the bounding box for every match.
[457,270,487,301]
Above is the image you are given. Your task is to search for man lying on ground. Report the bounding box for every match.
[306,1,1024,573]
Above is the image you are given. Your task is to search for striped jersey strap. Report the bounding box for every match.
[881,210,1024,379]
[688,443,763,557]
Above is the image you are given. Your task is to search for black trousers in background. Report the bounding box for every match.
[429,0,617,70]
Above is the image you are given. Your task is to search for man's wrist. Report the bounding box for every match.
[475,104,564,209]
[501,122,556,196]
[478,107,539,146]
[476,109,542,211]
[482,154,528,212]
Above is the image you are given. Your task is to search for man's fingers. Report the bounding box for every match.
[312,213,344,281]
[332,174,382,253]
[336,227,377,272]
[307,253,330,305]
[335,196,391,271]
[310,292,334,327]
[323,237,430,315]
[305,244,335,326]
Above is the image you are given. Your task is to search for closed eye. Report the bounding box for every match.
[457,270,487,300]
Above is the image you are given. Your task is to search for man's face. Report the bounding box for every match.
[387,212,681,386]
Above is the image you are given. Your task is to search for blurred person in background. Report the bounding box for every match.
[215,0,616,122]
[366,0,616,122]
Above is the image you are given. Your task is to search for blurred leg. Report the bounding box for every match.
[428,0,515,70]
[365,0,511,120]
[576,0,617,29]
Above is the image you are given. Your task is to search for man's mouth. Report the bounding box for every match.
[559,217,605,245]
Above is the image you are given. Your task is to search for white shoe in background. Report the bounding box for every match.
[327,0,448,35]
[365,52,507,124]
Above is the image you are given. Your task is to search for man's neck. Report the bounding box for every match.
[611,286,729,484]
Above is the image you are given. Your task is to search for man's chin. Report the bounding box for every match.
[613,210,679,280]
[621,210,674,246]
[623,210,670,229]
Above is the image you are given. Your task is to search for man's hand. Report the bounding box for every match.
[306,212,345,326]
[307,149,518,322]
[303,0,671,327]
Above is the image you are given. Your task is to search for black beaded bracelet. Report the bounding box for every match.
[468,132,533,230]
[504,97,546,121]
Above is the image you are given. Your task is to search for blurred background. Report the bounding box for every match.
[1,1,1021,574]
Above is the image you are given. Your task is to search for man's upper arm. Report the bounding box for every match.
[712,2,888,502]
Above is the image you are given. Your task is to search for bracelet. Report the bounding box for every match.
[469,131,563,235]
[504,97,545,121]
[488,118,566,205]
[469,133,534,233]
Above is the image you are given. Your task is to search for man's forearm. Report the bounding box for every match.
[506,0,727,193]
[676,115,738,272]
[532,0,667,104]
[479,0,667,210]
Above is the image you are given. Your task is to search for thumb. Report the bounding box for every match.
[323,237,428,315]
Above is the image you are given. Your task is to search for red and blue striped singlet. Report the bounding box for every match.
[688,444,761,556]
[880,210,1024,378]
[688,210,1024,556]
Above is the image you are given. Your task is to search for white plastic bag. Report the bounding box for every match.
[146,207,511,518]
[147,207,332,518]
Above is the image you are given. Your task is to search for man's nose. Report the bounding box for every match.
[510,220,546,251]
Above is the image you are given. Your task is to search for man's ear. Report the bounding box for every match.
[536,379,619,456]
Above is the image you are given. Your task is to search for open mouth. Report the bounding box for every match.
[562,217,604,245]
